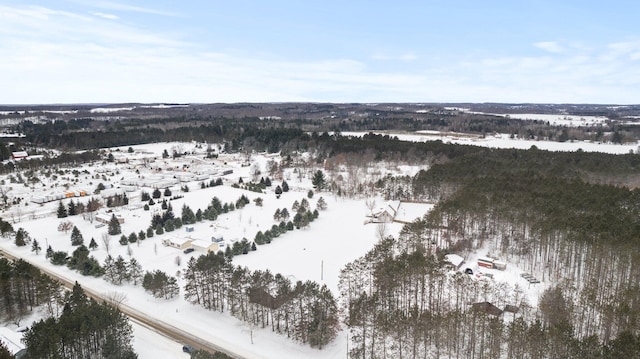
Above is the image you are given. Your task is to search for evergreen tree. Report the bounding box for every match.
[181,204,196,225]
[280,208,290,221]
[14,228,29,246]
[316,196,327,210]
[119,235,128,246]
[67,200,77,216]
[146,227,154,238]
[128,258,143,286]
[57,201,68,218]
[0,341,13,359]
[108,214,122,235]
[282,180,289,192]
[152,188,161,199]
[275,185,283,198]
[31,238,41,254]
[70,226,84,246]
[128,232,137,243]
[163,188,172,197]
[307,189,314,199]
[89,237,98,250]
[138,230,146,241]
[312,170,326,190]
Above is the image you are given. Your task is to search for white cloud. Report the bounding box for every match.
[1,4,640,104]
[67,0,177,17]
[534,41,564,53]
[91,11,119,20]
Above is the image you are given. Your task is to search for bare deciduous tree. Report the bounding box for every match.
[101,232,111,255]
[58,220,73,234]
[105,291,128,309]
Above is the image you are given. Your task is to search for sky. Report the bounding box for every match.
[2,0,640,104]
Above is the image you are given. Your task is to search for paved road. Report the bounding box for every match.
[0,249,243,358]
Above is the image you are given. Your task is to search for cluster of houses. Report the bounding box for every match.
[30,189,90,204]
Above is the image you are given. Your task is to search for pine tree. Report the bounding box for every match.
[312,170,326,190]
[14,228,29,246]
[70,226,84,246]
[31,238,42,254]
[89,237,98,250]
[282,180,289,192]
[275,185,283,198]
[128,258,143,286]
[316,196,327,210]
[128,232,137,243]
[67,200,76,216]
[119,235,128,245]
[57,201,68,218]
[108,214,121,235]
[181,204,196,225]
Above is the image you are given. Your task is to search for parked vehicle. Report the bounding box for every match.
[183,248,194,254]
[182,344,195,353]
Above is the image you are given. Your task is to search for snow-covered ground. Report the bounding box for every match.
[0,136,630,358]
[442,108,610,127]
[343,131,640,154]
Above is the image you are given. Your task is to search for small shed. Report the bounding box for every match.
[444,254,465,270]
[162,237,192,250]
[11,151,28,160]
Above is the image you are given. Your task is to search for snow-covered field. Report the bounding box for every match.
[0,142,397,358]
[442,108,610,127]
[0,136,632,358]
[343,131,640,154]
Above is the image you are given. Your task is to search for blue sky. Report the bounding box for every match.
[2,0,640,104]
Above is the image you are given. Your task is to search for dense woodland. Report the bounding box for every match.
[0,258,63,326]
[339,140,640,357]
[22,283,137,359]
[183,252,339,349]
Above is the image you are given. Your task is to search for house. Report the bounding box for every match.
[191,239,219,253]
[0,327,26,358]
[370,200,401,223]
[162,237,192,250]
[471,302,503,316]
[10,151,28,160]
[444,254,465,270]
